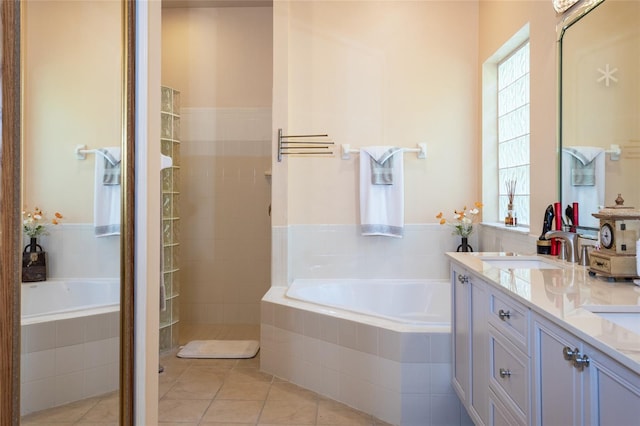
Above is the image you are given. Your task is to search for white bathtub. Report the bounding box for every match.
[286,278,450,325]
[20,279,120,416]
[21,279,120,325]
[261,279,466,426]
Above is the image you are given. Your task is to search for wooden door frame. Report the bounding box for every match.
[0,1,136,423]
[1,1,22,423]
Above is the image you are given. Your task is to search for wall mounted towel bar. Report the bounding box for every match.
[341,143,427,160]
[277,128,334,162]
[605,144,621,160]
[75,144,114,161]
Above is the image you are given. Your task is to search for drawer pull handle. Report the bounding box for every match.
[498,309,511,320]
[573,354,590,371]
[563,346,578,361]
[499,368,511,378]
[457,274,469,284]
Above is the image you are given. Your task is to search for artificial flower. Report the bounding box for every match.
[436,202,483,238]
[22,207,63,238]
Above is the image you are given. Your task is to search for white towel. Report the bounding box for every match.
[94,147,121,237]
[360,146,405,237]
[160,154,173,312]
[562,146,605,229]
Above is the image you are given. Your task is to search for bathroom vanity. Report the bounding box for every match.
[448,252,640,426]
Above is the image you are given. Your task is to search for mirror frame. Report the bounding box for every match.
[121,1,135,423]
[557,0,606,225]
[0,1,135,423]
[1,0,22,422]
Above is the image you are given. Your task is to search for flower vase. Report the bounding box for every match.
[23,237,47,282]
[26,237,43,253]
[456,237,473,252]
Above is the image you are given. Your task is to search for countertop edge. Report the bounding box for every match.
[447,252,640,376]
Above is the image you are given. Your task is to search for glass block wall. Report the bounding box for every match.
[159,86,181,352]
[498,41,531,226]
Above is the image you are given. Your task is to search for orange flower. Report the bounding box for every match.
[436,202,483,238]
[22,207,63,237]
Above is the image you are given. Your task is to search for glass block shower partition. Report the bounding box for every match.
[160,86,181,352]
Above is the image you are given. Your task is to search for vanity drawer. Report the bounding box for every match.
[488,290,530,352]
[488,325,530,424]
[489,388,526,426]
[589,252,612,274]
[589,251,637,277]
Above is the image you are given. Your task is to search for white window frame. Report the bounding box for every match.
[482,24,531,229]
[497,40,530,226]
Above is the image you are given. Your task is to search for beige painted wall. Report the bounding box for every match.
[161,7,273,107]
[274,0,480,226]
[22,1,122,222]
[271,0,561,234]
[479,0,559,235]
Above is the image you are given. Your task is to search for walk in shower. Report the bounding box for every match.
[160,2,273,347]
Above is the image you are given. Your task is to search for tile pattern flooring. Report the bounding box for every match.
[21,325,393,425]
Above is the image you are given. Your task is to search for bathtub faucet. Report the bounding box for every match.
[544,230,579,263]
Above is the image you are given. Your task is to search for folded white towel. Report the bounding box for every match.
[94,147,121,237]
[564,146,602,186]
[360,146,405,238]
[561,146,604,228]
[368,146,400,185]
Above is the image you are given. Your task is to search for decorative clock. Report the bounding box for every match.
[589,194,640,280]
[600,222,614,249]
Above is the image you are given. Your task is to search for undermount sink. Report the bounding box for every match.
[583,305,640,335]
[481,257,561,270]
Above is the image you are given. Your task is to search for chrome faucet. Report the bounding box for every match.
[545,231,579,263]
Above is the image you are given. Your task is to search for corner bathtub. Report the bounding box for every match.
[20,279,120,416]
[261,279,467,426]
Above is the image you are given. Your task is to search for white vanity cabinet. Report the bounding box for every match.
[532,313,640,426]
[532,315,583,425]
[487,289,531,425]
[450,257,640,426]
[451,264,489,425]
[583,342,640,425]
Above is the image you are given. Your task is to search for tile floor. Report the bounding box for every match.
[21,324,393,425]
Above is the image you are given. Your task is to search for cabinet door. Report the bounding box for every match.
[583,343,640,426]
[452,266,472,403]
[532,316,583,426]
[470,278,488,424]
[451,265,489,426]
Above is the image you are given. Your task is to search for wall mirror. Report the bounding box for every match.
[1,1,134,423]
[559,0,640,231]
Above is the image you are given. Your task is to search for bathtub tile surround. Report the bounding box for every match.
[266,223,476,425]
[29,224,120,280]
[261,289,472,426]
[278,222,537,270]
[274,224,475,285]
[20,311,119,415]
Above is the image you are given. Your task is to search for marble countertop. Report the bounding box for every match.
[446,251,640,375]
